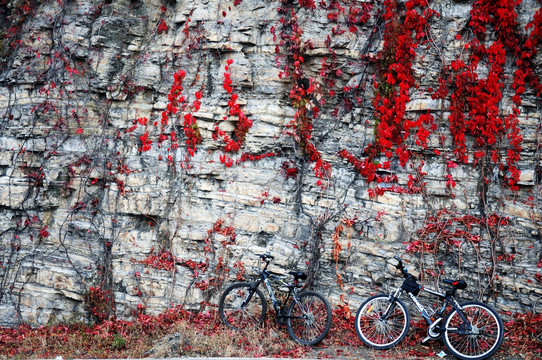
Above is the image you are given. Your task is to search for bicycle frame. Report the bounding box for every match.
[261,271,292,315]
[389,285,470,334]
[247,257,306,322]
[383,260,475,341]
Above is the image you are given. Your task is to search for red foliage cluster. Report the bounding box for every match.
[1,0,36,66]
[139,132,152,152]
[83,286,115,324]
[213,59,253,153]
[368,164,427,198]
[135,248,179,271]
[314,0,372,108]
[324,2,373,35]
[338,148,379,183]
[134,249,208,278]
[233,260,246,281]
[205,219,236,251]
[157,69,203,159]
[157,19,168,34]
[502,312,542,357]
[127,59,274,168]
[339,0,437,185]
[345,4,372,33]
[371,0,436,156]
[280,160,299,180]
[25,167,45,188]
[326,305,362,347]
[39,226,49,239]
[178,259,208,274]
[211,59,278,168]
[238,152,276,164]
[274,4,332,187]
[430,0,542,189]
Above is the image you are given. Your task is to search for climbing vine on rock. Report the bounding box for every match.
[338,0,437,186]
[406,209,511,296]
[431,0,542,190]
[273,1,332,187]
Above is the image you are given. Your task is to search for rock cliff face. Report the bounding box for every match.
[0,0,540,326]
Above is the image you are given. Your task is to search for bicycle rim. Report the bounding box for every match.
[355,295,409,349]
[443,302,503,360]
[219,283,266,330]
[287,292,332,345]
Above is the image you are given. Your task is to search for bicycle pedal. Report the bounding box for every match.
[422,335,433,344]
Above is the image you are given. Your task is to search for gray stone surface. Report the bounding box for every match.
[0,0,541,327]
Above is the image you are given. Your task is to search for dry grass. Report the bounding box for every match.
[0,307,539,359]
[0,309,311,359]
[147,321,308,358]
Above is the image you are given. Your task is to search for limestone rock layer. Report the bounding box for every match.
[0,0,541,326]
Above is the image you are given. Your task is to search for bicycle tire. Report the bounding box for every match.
[218,282,267,330]
[442,301,504,360]
[286,291,332,345]
[355,294,410,349]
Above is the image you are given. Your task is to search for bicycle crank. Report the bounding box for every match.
[422,318,443,343]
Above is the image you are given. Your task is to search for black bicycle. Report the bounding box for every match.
[218,254,332,345]
[355,256,504,360]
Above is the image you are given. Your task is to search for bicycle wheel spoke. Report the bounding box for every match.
[219,283,266,330]
[286,292,332,345]
[355,295,409,349]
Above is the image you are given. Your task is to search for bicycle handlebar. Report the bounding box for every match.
[394,256,411,278]
[256,254,273,272]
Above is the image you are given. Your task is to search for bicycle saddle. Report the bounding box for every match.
[289,271,307,281]
[443,279,467,290]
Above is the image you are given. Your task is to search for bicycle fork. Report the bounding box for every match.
[442,298,473,336]
[240,280,261,308]
[290,293,311,320]
[375,288,402,322]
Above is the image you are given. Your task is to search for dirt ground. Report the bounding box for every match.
[305,342,529,360]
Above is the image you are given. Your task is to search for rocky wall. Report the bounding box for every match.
[0,0,541,327]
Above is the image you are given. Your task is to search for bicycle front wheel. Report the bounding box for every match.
[286,291,332,345]
[442,301,504,360]
[355,294,410,349]
[218,282,267,330]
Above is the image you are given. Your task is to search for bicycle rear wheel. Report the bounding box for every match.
[219,282,267,330]
[355,294,410,349]
[442,301,504,360]
[286,291,332,345]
